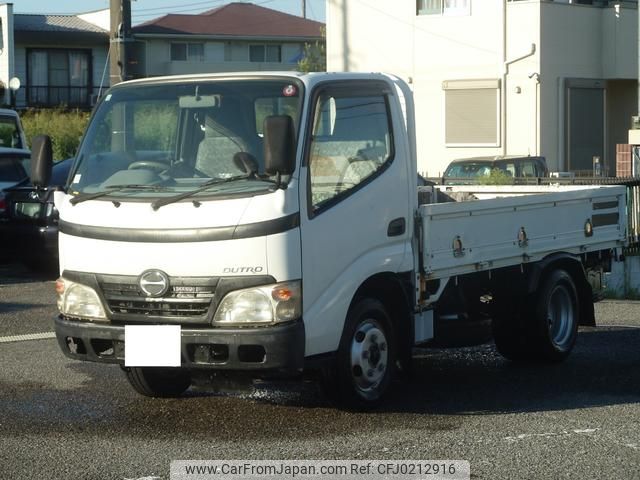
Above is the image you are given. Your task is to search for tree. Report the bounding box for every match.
[298,27,327,73]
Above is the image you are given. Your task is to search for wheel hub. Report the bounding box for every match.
[350,321,388,392]
[548,284,573,348]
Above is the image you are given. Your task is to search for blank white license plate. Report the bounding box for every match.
[124,325,181,367]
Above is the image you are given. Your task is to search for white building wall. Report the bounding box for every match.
[412,3,509,175]
[327,0,414,78]
[505,3,541,162]
[602,4,638,79]
[326,0,542,175]
[0,3,14,105]
[327,0,638,176]
[77,9,110,31]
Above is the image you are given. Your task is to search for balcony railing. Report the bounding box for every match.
[26,85,101,108]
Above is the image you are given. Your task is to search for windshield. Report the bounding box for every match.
[70,78,303,200]
[444,162,492,178]
[0,116,23,149]
[0,153,30,184]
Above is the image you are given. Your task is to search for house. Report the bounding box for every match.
[0,2,323,109]
[0,4,109,109]
[132,2,324,77]
[326,0,638,175]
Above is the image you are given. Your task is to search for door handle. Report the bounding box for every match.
[387,217,406,237]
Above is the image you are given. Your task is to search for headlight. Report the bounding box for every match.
[213,281,301,326]
[56,277,107,321]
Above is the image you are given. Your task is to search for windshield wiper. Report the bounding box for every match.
[151,174,252,210]
[70,184,172,206]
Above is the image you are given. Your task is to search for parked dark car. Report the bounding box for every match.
[1,158,73,269]
[0,148,31,219]
[0,109,27,149]
[443,155,549,182]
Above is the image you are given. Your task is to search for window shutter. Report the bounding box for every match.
[443,79,499,145]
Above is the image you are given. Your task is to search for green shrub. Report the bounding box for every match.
[477,168,514,185]
[21,109,90,162]
[133,103,178,151]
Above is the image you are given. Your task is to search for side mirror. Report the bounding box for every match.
[30,135,53,188]
[263,115,296,176]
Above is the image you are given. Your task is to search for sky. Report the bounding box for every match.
[13,0,326,23]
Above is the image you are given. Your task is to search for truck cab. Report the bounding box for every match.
[43,73,417,406]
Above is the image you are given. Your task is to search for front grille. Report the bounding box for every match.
[99,276,217,318]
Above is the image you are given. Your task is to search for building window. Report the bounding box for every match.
[417,0,471,15]
[249,44,282,63]
[170,43,204,62]
[443,79,500,146]
[27,49,92,107]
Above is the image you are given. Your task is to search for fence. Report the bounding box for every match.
[26,86,101,109]
[425,176,640,255]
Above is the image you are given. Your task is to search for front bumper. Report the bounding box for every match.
[55,316,305,376]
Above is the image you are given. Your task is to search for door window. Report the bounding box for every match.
[308,90,393,213]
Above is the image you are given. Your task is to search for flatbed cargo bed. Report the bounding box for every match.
[418,185,626,279]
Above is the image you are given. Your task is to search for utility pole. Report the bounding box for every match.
[110,0,132,85]
[302,0,306,19]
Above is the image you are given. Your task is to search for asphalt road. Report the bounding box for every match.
[1,262,639,480]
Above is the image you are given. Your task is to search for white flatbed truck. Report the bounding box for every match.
[29,72,626,408]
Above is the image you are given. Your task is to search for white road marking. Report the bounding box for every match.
[505,428,599,442]
[598,324,640,329]
[505,428,640,451]
[0,332,56,344]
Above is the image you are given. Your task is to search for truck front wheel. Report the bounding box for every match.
[327,298,396,409]
[124,367,191,397]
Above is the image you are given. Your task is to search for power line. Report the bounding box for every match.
[134,0,226,13]
[132,0,277,20]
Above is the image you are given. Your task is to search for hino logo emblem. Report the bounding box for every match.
[139,270,170,298]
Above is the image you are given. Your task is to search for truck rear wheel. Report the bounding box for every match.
[492,310,529,362]
[327,298,396,409]
[492,269,579,363]
[124,367,191,397]
[527,269,579,362]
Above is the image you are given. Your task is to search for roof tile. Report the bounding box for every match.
[14,14,108,34]
[133,2,323,38]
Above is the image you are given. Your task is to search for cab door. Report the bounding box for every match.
[299,81,412,356]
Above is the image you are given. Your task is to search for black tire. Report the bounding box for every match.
[124,367,191,398]
[325,298,396,409]
[526,269,579,363]
[492,308,530,362]
[492,269,579,363]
